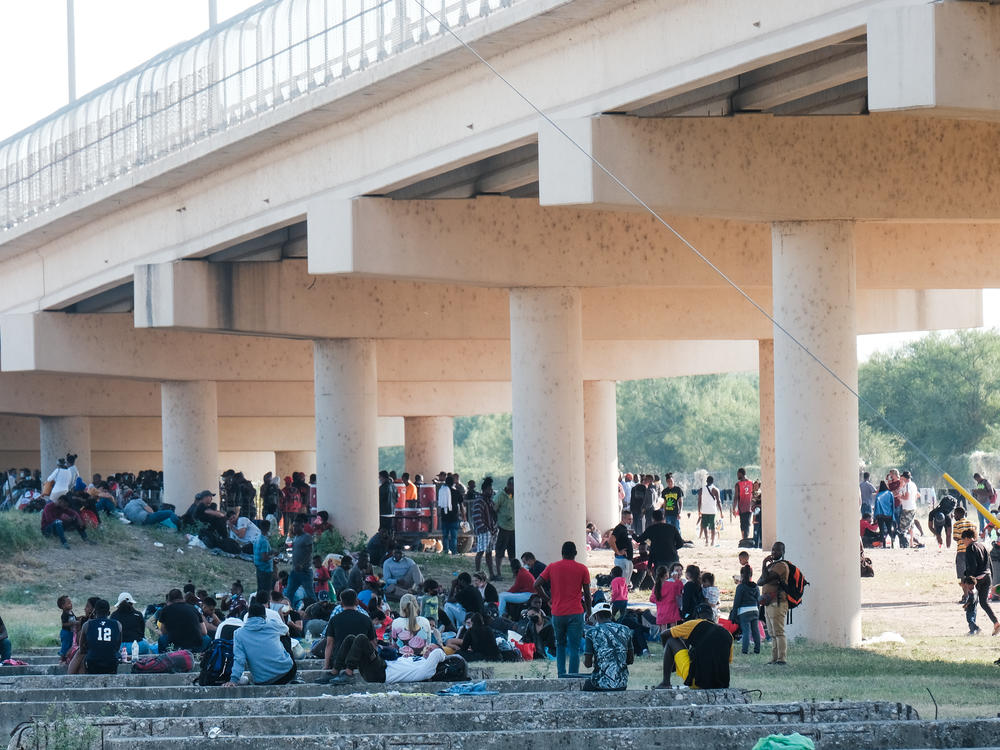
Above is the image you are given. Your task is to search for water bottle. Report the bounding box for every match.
[131,641,139,662]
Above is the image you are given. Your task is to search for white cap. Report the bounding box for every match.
[115,592,136,606]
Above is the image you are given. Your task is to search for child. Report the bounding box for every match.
[701,571,720,623]
[681,565,705,621]
[731,565,761,654]
[57,595,76,661]
[732,550,750,584]
[960,576,980,635]
[313,555,331,602]
[420,579,441,627]
[650,563,684,640]
[610,565,629,619]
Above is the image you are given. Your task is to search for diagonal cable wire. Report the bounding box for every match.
[414,0,950,479]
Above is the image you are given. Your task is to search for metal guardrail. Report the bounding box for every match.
[0,0,518,232]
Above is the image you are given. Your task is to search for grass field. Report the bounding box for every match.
[2,510,997,718]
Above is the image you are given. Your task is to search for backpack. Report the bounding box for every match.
[781,562,809,610]
[860,555,874,578]
[195,637,234,686]
[132,650,194,674]
[431,654,468,682]
[938,496,957,516]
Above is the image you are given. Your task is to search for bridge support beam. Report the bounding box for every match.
[584,380,620,533]
[314,339,378,537]
[510,288,585,566]
[40,416,90,482]
[773,221,860,647]
[161,381,218,508]
[404,416,454,480]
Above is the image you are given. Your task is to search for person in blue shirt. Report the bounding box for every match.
[224,603,299,685]
[253,519,277,598]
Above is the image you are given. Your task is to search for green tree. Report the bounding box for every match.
[858,329,1000,476]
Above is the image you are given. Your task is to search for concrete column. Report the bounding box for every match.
[161,381,218,508]
[404,416,454,479]
[275,451,316,481]
[40,416,91,480]
[772,221,860,647]
[510,288,585,564]
[758,339,777,548]
[314,339,378,537]
[584,380,619,532]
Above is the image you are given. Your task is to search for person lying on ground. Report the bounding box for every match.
[325,635,459,685]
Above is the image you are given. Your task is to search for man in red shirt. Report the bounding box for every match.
[535,541,592,677]
[732,468,755,541]
[40,496,92,549]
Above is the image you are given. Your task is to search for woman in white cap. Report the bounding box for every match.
[110,592,149,655]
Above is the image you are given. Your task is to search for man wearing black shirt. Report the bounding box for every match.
[81,599,121,674]
[963,529,1000,636]
[611,511,635,585]
[638,509,687,570]
[319,589,377,684]
[157,589,210,653]
[630,476,651,534]
[660,474,684,531]
[378,471,395,531]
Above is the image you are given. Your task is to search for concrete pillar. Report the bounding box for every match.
[584,380,619,532]
[40,416,91,480]
[772,221,860,647]
[403,416,454,479]
[510,288,585,564]
[758,339,777,548]
[275,451,316,481]
[314,339,378,537]
[161,381,219,508]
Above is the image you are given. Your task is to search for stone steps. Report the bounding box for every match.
[0,656,332,676]
[98,719,1000,750]
[59,702,917,740]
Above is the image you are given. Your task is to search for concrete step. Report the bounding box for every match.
[71,702,920,741]
[0,684,749,734]
[0,657,331,676]
[98,718,1000,750]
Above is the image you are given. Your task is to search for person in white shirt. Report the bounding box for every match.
[329,635,451,683]
[898,471,924,549]
[226,509,261,546]
[47,454,80,501]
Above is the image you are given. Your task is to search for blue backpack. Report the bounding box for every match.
[195,638,233,686]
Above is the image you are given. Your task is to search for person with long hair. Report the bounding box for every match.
[390,594,432,657]
[651,563,684,639]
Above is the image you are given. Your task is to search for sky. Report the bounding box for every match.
[0,0,996,361]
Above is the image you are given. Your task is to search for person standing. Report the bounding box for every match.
[493,477,516,576]
[953,507,977,580]
[637,509,687,571]
[253,519,276,597]
[962,529,1000,636]
[468,479,498,580]
[732,468,754,542]
[629,476,650,535]
[900,471,924,548]
[378,471,395,532]
[439,474,463,556]
[973,473,996,537]
[535,541,592,677]
[859,472,877,518]
[660,473,683,531]
[286,518,314,609]
[698,477,722,547]
[610,511,635,586]
[759,541,790,665]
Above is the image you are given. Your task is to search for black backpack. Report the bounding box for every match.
[195,637,234,686]
[431,654,468,682]
[938,495,957,516]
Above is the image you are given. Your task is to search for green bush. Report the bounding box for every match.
[0,512,44,553]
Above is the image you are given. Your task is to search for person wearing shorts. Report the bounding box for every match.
[698,477,722,547]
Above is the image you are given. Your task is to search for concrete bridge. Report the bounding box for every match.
[2,0,998,646]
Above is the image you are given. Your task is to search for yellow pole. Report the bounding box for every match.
[943,473,1000,529]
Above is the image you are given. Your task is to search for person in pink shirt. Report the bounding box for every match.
[610,566,629,619]
[651,562,684,639]
[497,558,536,618]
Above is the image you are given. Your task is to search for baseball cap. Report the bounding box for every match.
[116,592,136,606]
[195,490,216,500]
